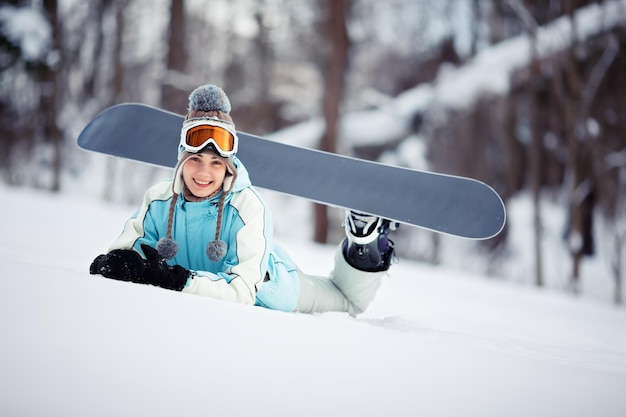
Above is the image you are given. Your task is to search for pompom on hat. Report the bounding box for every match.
[187,84,231,114]
[157,84,238,263]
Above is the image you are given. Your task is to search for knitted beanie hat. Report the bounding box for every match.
[157,84,239,263]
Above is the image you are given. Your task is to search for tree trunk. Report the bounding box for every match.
[314,0,351,243]
[561,0,597,292]
[40,0,62,192]
[102,0,127,202]
[529,56,545,287]
[509,0,544,286]
[161,0,188,112]
[252,0,274,132]
[612,232,623,304]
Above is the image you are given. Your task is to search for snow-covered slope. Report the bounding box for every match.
[0,184,625,417]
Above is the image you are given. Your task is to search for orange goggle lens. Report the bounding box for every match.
[185,125,236,154]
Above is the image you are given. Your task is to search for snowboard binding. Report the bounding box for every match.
[343,211,398,272]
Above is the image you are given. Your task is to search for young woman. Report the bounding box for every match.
[90,84,396,316]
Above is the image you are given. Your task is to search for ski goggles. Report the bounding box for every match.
[179,117,238,157]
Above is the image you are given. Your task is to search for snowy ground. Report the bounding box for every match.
[1,184,625,417]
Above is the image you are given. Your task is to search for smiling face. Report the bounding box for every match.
[181,152,228,199]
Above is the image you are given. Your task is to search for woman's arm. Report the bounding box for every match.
[108,182,172,252]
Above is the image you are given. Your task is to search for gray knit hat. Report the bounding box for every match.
[157,85,238,263]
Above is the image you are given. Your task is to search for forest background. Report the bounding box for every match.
[1,0,625,305]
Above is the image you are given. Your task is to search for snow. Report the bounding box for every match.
[1,185,625,417]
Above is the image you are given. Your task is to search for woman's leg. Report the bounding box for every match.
[295,246,385,316]
[295,211,396,316]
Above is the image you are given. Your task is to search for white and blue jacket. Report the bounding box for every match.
[109,157,300,311]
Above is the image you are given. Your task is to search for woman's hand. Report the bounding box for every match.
[89,249,145,281]
[141,244,190,291]
[90,245,189,292]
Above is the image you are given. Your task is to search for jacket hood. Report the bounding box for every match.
[229,156,252,193]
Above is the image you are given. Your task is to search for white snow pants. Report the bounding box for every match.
[295,246,385,316]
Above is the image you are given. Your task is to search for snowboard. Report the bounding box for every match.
[77,103,506,240]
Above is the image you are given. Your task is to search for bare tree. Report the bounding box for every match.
[314,0,351,243]
[609,205,625,304]
[507,0,546,286]
[161,0,188,112]
[37,0,63,191]
[102,0,128,202]
[558,0,614,293]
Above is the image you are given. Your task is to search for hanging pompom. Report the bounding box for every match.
[157,237,179,260]
[206,240,227,262]
[188,85,231,113]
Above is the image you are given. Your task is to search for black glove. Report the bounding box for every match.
[141,244,189,291]
[89,249,145,282]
